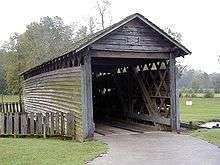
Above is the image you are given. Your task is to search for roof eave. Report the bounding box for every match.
[20,13,192,76]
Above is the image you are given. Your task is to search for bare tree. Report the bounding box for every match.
[96,0,111,30]
[164,27,182,43]
[88,17,96,34]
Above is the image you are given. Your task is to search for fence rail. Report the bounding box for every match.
[0,102,24,113]
[0,112,74,138]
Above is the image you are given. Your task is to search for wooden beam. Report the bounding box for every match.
[92,51,170,59]
[81,49,94,139]
[169,53,180,131]
[127,112,170,125]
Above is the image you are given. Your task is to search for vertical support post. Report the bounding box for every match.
[176,89,180,131]
[81,48,94,139]
[169,53,180,131]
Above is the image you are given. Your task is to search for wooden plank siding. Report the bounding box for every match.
[91,18,174,53]
[22,67,84,141]
[0,112,74,138]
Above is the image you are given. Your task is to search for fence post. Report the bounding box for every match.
[55,112,60,135]
[6,113,13,135]
[66,112,74,139]
[36,113,43,135]
[50,112,54,136]
[45,113,49,135]
[43,116,46,139]
[29,112,35,135]
[61,112,64,135]
[14,113,19,136]
[20,112,28,135]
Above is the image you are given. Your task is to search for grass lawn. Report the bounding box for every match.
[191,129,220,146]
[0,95,20,103]
[0,138,107,165]
[180,98,220,124]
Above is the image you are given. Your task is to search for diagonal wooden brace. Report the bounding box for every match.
[131,67,158,116]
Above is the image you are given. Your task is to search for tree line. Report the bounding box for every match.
[178,69,220,93]
[0,0,112,95]
[0,1,219,95]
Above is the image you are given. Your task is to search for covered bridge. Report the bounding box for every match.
[21,13,191,140]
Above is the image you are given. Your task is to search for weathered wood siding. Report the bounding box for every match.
[23,67,83,140]
[0,112,74,137]
[91,18,174,53]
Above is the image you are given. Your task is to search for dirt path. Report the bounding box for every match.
[88,132,220,165]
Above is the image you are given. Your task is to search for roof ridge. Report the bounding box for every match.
[21,13,191,75]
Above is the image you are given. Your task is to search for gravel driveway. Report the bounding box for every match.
[88,132,220,165]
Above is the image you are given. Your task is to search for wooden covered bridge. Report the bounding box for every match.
[20,13,191,140]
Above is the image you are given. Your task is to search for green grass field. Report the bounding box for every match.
[0,138,107,165]
[191,129,220,146]
[180,98,220,146]
[180,98,220,124]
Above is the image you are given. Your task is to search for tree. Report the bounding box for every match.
[0,16,75,94]
[0,50,7,94]
[74,26,88,41]
[0,34,22,94]
[165,27,182,43]
[178,69,215,92]
[164,27,187,85]
[1,15,104,94]
[18,16,74,67]
[4,52,21,94]
[88,17,97,34]
[211,73,220,93]
[96,0,112,29]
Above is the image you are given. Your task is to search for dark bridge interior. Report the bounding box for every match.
[92,56,171,127]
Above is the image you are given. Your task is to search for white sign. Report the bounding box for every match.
[186,100,192,106]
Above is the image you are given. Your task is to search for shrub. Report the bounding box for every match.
[204,90,215,98]
[191,93,197,98]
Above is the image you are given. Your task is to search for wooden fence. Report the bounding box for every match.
[0,102,24,113]
[0,112,74,138]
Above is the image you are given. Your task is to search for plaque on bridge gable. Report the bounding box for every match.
[127,36,140,45]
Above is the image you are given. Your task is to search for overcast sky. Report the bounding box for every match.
[1,0,220,73]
